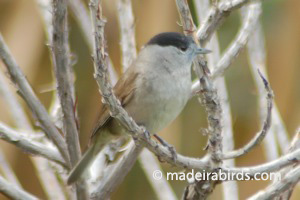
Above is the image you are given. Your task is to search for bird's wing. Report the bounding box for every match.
[90,67,139,140]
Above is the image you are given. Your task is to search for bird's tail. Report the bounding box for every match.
[67,131,113,185]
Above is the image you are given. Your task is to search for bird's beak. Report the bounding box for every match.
[196,48,212,54]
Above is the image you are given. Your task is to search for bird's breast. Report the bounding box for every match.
[126,67,192,134]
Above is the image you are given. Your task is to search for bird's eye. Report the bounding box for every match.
[180,46,187,51]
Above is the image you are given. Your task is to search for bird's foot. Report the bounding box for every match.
[154,134,177,162]
[142,129,151,141]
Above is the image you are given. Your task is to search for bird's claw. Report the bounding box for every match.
[167,145,177,163]
[143,130,151,140]
[154,134,177,163]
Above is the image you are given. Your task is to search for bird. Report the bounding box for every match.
[67,32,211,184]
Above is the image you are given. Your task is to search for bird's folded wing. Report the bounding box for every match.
[90,67,139,140]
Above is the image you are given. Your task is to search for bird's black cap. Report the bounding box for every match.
[147,32,194,51]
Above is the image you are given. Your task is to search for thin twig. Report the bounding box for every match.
[51,0,81,167]
[272,129,299,200]
[0,72,31,130]
[246,7,289,157]
[0,176,38,200]
[139,149,178,200]
[91,141,143,199]
[36,0,53,44]
[0,72,26,188]
[89,136,128,183]
[66,0,119,83]
[37,0,64,130]
[67,0,93,49]
[32,157,66,200]
[211,3,261,78]
[196,0,265,46]
[242,3,278,161]
[248,166,300,200]
[222,148,300,177]
[219,82,238,200]
[117,0,137,71]
[192,1,263,94]
[0,150,21,188]
[0,33,70,164]
[221,69,273,160]
[0,122,66,167]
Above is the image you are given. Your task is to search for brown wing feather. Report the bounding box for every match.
[90,68,139,140]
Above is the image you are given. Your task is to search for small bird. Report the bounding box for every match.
[67,32,211,184]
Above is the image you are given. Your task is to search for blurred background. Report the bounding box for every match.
[0,0,299,199]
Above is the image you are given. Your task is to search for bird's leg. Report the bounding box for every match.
[138,124,151,140]
[154,134,177,162]
[143,130,151,140]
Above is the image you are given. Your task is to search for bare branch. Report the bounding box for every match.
[212,3,261,78]
[66,0,119,83]
[37,0,64,132]
[191,2,263,97]
[0,122,66,167]
[196,0,264,46]
[289,129,300,151]
[51,1,88,199]
[0,40,66,199]
[176,0,196,33]
[0,150,21,188]
[0,72,31,130]
[194,0,238,199]
[246,8,289,157]
[67,0,93,49]
[177,0,224,163]
[222,148,300,177]
[0,176,38,200]
[139,149,177,200]
[176,0,224,198]
[35,1,83,198]
[221,69,273,160]
[51,0,81,167]
[271,130,299,200]
[117,0,137,70]
[248,166,300,200]
[242,3,278,161]
[0,33,69,163]
[32,157,67,200]
[272,108,290,154]
[88,137,126,183]
[91,141,143,199]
